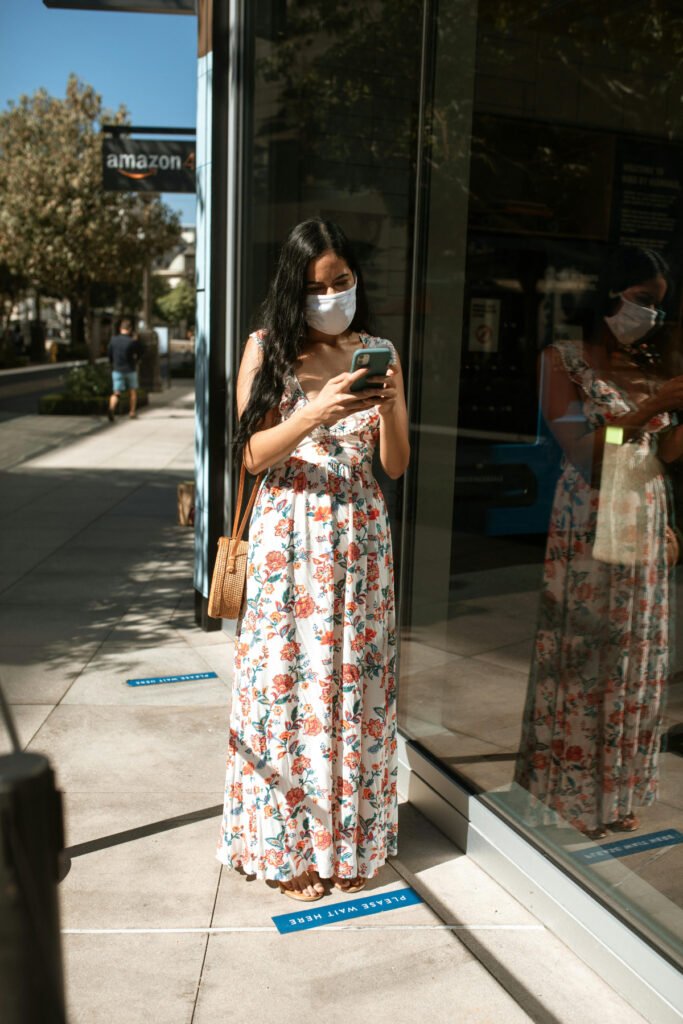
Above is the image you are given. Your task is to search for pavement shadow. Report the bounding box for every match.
[0,464,199,697]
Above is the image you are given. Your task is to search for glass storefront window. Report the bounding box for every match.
[242,2,422,349]
[238,1,424,537]
[399,0,683,969]
[236,0,683,976]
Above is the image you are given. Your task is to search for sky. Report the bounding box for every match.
[0,0,198,224]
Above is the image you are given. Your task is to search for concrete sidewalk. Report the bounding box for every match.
[0,387,649,1024]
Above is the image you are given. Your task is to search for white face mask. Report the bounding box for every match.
[305,279,357,335]
[604,296,660,348]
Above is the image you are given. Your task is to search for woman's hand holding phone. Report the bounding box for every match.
[304,345,393,427]
[308,369,386,427]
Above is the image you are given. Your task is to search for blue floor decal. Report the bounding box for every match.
[272,886,423,934]
[572,829,683,865]
[127,672,219,687]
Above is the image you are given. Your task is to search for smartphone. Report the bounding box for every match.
[349,346,393,392]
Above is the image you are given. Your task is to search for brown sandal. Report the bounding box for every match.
[608,814,640,833]
[278,871,325,902]
[582,827,608,841]
[332,878,366,894]
[279,883,324,903]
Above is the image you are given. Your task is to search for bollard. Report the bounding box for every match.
[0,685,67,1023]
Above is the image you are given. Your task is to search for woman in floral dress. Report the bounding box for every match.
[516,247,683,840]
[217,220,410,900]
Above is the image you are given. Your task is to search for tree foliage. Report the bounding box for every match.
[256,1,422,205]
[156,277,195,327]
[0,76,181,336]
[256,0,683,205]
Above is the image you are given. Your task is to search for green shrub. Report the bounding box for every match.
[39,388,148,416]
[62,363,111,399]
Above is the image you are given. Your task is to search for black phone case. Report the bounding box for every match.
[349,346,392,391]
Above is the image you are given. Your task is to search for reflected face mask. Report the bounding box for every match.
[604,296,660,347]
[304,280,357,335]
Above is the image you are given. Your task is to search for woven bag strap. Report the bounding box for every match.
[230,463,263,545]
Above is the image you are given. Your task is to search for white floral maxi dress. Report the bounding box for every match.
[515,339,671,833]
[217,332,399,880]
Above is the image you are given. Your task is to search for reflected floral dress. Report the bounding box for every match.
[516,339,671,833]
[217,332,399,880]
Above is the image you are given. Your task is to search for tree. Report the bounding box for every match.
[0,76,181,348]
[156,278,195,328]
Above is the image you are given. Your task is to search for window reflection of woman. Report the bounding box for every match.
[516,247,683,841]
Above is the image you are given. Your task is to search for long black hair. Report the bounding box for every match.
[234,219,371,461]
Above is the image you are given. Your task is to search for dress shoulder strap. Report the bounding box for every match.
[249,329,267,350]
[550,337,587,376]
[360,332,398,366]
[549,338,641,419]
[550,338,603,397]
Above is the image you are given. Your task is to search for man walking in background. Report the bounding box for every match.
[108,319,142,421]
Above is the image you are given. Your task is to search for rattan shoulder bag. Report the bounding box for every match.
[208,463,263,620]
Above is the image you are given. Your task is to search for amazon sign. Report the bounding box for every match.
[103,139,195,193]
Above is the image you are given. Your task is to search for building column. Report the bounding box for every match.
[193,0,230,629]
